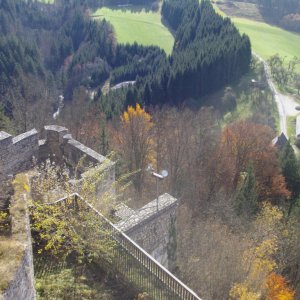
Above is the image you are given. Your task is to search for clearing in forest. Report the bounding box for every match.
[91,6,174,55]
[234,18,300,70]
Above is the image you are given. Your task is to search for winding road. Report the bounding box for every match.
[255,54,299,137]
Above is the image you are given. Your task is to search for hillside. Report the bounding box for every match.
[3,1,300,299]
[92,6,174,55]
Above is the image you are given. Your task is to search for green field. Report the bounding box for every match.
[212,2,300,71]
[234,18,300,65]
[91,7,174,55]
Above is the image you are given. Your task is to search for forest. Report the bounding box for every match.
[257,0,300,32]
[0,0,251,131]
[1,0,300,299]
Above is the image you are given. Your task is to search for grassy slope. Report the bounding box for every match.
[91,7,174,55]
[212,2,300,71]
[234,18,300,68]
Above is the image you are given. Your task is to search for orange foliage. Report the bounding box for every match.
[220,120,290,201]
[265,273,295,300]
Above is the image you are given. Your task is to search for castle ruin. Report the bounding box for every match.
[0,125,180,299]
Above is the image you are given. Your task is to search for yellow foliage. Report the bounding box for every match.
[121,104,152,124]
[255,202,283,233]
[23,183,30,192]
[244,238,277,275]
[230,283,261,300]
[230,202,285,299]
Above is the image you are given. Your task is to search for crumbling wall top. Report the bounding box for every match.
[116,193,178,233]
[12,129,38,144]
[0,131,12,148]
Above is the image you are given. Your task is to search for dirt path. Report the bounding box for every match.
[255,54,299,136]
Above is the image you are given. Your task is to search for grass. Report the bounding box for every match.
[91,6,174,55]
[287,115,299,144]
[234,18,300,70]
[212,2,300,71]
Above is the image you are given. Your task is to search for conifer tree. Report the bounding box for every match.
[235,163,258,216]
[279,141,300,214]
[99,121,109,156]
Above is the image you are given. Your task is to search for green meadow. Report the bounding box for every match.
[91,7,174,55]
[212,2,300,70]
[234,18,300,67]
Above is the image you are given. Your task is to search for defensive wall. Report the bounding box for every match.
[116,194,178,269]
[0,125,181,299]
[1,191,36,300]
[0,125,115,299]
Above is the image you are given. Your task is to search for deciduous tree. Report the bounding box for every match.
[114,104,154,197]
[265,273,295,300]
[220,120,290,203]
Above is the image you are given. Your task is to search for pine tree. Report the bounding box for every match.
[99,122,109,156]
[279,141,300,214]
[235,163,258,216]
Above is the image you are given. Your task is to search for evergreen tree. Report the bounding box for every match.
[0,104,11,132]
[279,141,300,214]
[235,163,258,216]
[99,122,109,156]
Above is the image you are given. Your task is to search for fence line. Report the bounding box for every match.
[47,193,202,300]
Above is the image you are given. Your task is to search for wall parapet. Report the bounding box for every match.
[0,175,36,300]
[116,194,178,268]
[0,129,39,182]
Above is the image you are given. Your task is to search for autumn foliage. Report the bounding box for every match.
[116,104,154,196]
[220,120,290,202]
[265,273,295,300]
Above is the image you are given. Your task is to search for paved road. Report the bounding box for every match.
[255,54,299,137]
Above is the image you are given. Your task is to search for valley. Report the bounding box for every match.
[1,1,300,299]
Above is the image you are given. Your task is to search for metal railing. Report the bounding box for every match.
[48,193,202,300]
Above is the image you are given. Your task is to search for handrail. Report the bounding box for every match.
[43,193,202,300]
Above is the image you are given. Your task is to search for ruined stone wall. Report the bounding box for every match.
[1,183,36,300]
[116,194,178,269]
[39,126,115,208]
[2,247,35,300]
[2,221,36,300]
[0,126,115,299]
[0,125,115,206]
[0,129,39,182]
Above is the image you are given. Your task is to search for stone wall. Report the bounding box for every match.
[39,125,115,208]
[0,126,178,297]
[2,237,36,300]
[0,129,39,182]
[2,249,35,300]
[1,184,36,300]
[0,126,115,299]
[116,194,178,269]
[0,125,115,208]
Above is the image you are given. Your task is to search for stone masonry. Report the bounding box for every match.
[116,194,178,269]
[0,125,178,298]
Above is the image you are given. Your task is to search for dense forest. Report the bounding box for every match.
[0,0,251,131]
[137,0,251,105]
[258,0,300,31]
